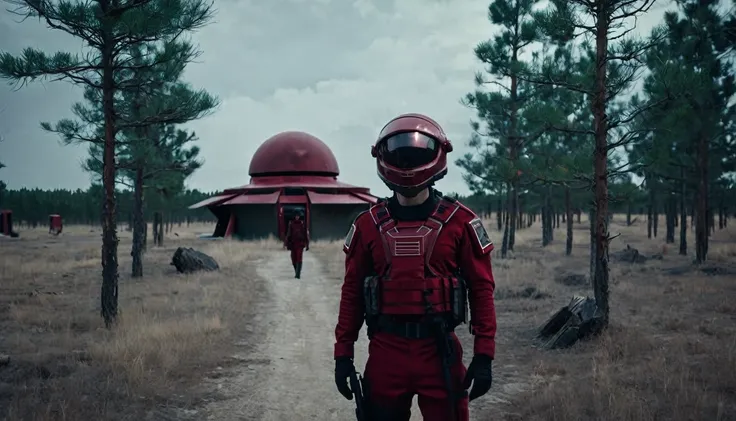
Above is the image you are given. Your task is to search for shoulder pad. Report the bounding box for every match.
[368,202,392,227]
[431,198,461,224]
[468,217,493,255]
[344,210,370,252]
[454,200,476,216]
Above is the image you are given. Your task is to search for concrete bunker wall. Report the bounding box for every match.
[309,203,368,240]
[233,205,278,240]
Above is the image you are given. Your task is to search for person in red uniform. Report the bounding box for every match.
[333,113,497,420]
[285,214,309,279]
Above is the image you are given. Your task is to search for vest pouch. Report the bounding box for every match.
[450,275,468,326]
[363,275,382,317]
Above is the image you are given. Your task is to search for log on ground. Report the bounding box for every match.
[537,295,603,349]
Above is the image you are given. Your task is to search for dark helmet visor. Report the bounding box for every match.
[378,132,439,170]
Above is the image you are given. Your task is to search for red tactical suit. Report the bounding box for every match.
[286,218,309,276]
[335,193,496,421]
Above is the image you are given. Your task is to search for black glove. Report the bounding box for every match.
[335,357,356,400]
[462,354,493,401]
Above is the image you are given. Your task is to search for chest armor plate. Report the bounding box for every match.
[363,199,467,318]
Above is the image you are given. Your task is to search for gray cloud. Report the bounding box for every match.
[0,0,672,196]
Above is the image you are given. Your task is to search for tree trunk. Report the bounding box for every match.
[517,197,524,230]
[691,193,697,229]
[589,208,596,284]
[100,29,119,328]
[576,209,581,224]
[508,45,520,252]
[131,167,145,278]
[496,195,503,231]
[679,173,687,256]
[542,187,552,247]
[653,197,659,238]
[592,12,610,329]
[542,205,549,247]
[549,196,555,242]
[647,194,653,239]
[509,187,517,250]
[565,186,573,256]
[501,184,511,258]
[708,208,714,236]
[626,202,632,226]
[695,132,709,263]
[153,212,164,247]
[666,194,675,244]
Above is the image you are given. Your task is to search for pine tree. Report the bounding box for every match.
[0,0,215,326]
[459,0,542,258]
[71,42,217,278]
[530,0,665,328]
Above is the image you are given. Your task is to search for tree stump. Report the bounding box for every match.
[153,212,164,246]
[537,295,603,349]
[170,247,219,273]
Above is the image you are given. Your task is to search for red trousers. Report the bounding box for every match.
[364,331,469,421]
[289,246,304,264]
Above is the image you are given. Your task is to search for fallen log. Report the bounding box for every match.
[537,295,603,349]
[171,247,219,274]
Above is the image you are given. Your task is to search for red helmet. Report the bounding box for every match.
[371,113,453,197]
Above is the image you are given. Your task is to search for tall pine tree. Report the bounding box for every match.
[459,0,541,258]
[0,0,215,326]
[60,42,217,278]
[531,0,664,328]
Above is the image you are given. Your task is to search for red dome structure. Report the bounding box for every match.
[248,131,340,176]
[190,131,378,240]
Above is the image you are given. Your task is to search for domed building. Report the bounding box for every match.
[190,131,379,240]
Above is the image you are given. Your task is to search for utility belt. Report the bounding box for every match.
[369,315,457,340]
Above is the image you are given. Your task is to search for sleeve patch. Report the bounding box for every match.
[344,223,356,251]
[469,218,493,251]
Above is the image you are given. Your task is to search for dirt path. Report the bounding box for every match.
[202,250,375,420]
[201,249,531,420]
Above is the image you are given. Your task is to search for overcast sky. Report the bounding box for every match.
[0,0,673,197]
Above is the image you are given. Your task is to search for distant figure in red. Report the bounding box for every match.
[285,214,309,279]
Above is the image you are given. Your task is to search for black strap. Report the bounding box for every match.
[374,316,454,339]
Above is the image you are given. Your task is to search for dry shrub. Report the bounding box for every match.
[0,224,269,420]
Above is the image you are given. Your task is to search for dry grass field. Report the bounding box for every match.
[1,214,734,421]
[0,223,277,421]
[311,213,736,421]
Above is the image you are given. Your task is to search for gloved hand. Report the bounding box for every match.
[334,357,356,400]
[462,354,493,401]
